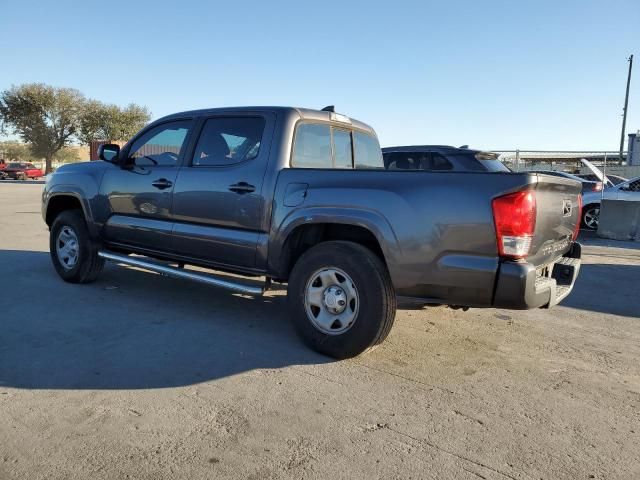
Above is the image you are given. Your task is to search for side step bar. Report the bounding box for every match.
[97,251,265,296]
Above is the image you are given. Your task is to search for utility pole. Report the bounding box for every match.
[619,55,633,163]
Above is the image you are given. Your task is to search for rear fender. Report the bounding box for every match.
[268,206,401,278]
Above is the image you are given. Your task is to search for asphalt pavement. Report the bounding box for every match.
[1,183,639,480]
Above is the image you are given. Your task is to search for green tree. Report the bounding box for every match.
[114,103,151,141]
[0,83,85,173]
[0,141,39,163]
[76,99,106,146]
[78,101,150,144]
[53,146,81,164]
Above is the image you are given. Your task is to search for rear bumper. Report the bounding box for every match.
[492,242,581,309]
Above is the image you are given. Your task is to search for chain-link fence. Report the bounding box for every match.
[491,150,640,179]
[489,150,640,238]
[493,149,626,173]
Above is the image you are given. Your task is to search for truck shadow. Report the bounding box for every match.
[0,250,329,390]
[2,249,637,391]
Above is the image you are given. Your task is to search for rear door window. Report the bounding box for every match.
[192,117,265,167]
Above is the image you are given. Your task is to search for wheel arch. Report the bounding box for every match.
[44,191,96,236]
[269,208,401,281]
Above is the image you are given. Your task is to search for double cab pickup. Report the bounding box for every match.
[43,106,582,358]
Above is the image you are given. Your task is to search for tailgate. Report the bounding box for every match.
[528,173,582,267]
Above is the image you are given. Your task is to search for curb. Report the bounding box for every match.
[0,180,46,185]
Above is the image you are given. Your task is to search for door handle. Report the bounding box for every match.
[151,178,173,190]
[229,182,256,194]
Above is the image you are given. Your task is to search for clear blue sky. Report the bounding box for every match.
[1,0,638,150]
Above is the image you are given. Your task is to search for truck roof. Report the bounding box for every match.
[159,106,377,135]
[382,145,480,153]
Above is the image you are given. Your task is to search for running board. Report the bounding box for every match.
[97,251,264,296]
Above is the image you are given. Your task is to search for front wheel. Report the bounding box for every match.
[50,210,105,283]
[287,241,396,359]
[582,204,600,230]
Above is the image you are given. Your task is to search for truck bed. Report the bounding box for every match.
[271,169,582,308]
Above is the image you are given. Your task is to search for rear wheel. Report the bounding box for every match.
[582,204,600,230]
[287,241,396,359]
[50,210,104,283]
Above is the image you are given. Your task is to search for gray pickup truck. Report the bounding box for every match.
[42,106,583,358]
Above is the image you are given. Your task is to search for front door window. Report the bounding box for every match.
[129,120,191,167]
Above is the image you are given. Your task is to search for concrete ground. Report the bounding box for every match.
[1,183,639,480]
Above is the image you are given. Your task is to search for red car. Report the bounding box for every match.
[1,162,44,180]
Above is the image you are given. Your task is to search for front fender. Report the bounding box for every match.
[42,161,110,237]
[43,185,100,236]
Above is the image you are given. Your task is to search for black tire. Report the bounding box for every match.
[50,209,105,283]
[287,241,396,359]
[582,204,600,231]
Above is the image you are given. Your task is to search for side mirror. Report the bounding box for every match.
[98,143,120,162]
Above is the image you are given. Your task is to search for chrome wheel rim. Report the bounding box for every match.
[304,267,359,335]
[56,226,79,270]
[584,207,599,229]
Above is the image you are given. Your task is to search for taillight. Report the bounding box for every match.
[592,182,603,192]
[573,194,583,240]
[492,190,536,259]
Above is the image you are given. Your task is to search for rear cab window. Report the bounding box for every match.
[353,131,383,169]
[291,122,383,169]
[291,123,332,168]
[332,128,353,169]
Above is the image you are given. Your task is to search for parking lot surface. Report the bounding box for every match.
[1,182,639,480]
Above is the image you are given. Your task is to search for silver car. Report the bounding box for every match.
[581,175,640,230]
